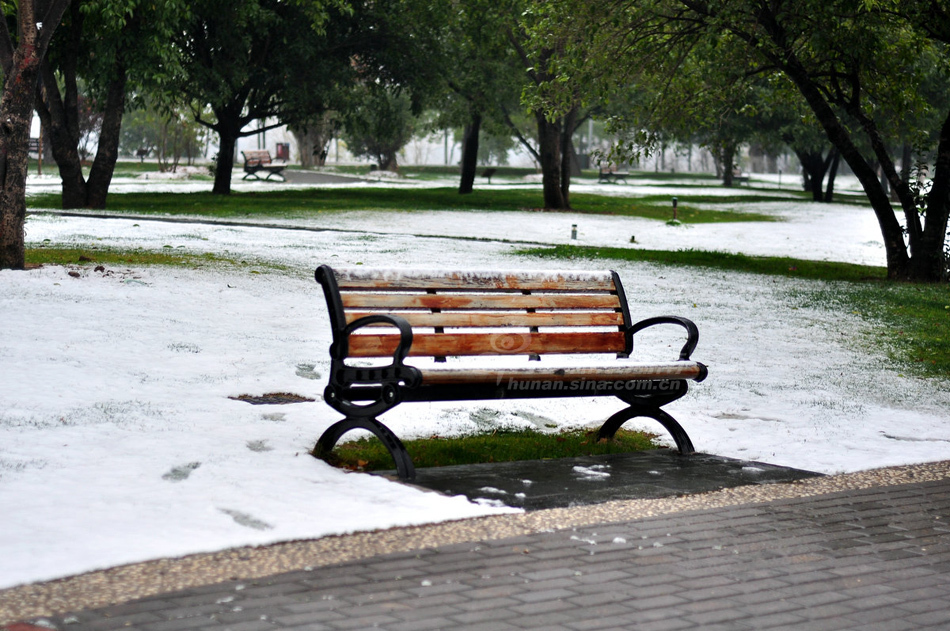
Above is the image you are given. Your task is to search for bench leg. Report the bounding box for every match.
[313,416,416,480]
[597,405,695,455]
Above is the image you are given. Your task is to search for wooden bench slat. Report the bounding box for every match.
[243,150,272,165]
[418,361,705,384]
[346,331,626,357]
[344,311,625,328]
[341,293,623,311]
[333,268,617,292]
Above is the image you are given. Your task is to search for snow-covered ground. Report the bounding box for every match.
[2,174,948,591]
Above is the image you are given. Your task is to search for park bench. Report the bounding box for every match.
[314,265,708,480]
[241,149,287,182]
[598,166,629,184]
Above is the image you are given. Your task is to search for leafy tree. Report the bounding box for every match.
[0,0,71,270]
[430,0,524,193]
[167,0,446,194]
[166,0,353,194]
[531,0,950,281]
[35,0,187,209]
[341,86,417,172]
[513,2,589,209]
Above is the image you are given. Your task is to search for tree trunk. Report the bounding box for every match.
[290,117,333,168]
[34,1,89,209]
[790,146,836,202]
[720,142,736,187]
[36,96,86,208]
[910,110,950,281]
[804,153,825,201]
[214,131,237,195]
[291,126,316,168]
[0,0,71,270]
[0,65,39,269]
[778,57,910,277]
[36,65,87,208]
[559,107,578,207]
[458,112,481,195]
[86,66,127,209]
[536,113,567,209]
[824,149,840,203]
[380,153,398,172]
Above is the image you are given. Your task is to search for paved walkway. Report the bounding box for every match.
[5,471,950,631]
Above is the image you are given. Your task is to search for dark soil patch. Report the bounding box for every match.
[229,392,316,405]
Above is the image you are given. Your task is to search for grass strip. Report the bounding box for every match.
[27,188,776,223]
[520,244,887,282]
[317,427,659,472]
[23,244,273,271]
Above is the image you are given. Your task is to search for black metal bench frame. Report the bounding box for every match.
[314,265,707,480]
[242,150,286,182]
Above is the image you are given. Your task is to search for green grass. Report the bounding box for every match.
[635,193,807,205]
[799,283,950,379]
[317,427,659,472]
[27,187,777,223]
[520,244,887,282]
[23,244,272,271]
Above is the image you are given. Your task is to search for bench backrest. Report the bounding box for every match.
[317,265,633,359]
[242,150,272,166]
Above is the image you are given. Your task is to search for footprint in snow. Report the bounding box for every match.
[219,508,273,530]
[246,440,273,452]
[162,462,200,482]
[295,363,322,380]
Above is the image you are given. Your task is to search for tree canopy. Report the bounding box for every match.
[528,0,950,281]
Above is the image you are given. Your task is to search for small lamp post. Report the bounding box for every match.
[672,196,678,221]
[571,224,578,240]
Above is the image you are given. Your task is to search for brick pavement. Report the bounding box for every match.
[10,476,950,631]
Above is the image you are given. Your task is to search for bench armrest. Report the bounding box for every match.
[325,314,422,417]
[629,316,700,361]
[334,314,413,362]
[330,314,422,388]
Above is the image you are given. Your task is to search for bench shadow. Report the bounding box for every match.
[376,450,822,511]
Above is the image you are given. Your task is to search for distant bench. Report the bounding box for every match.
[598,167,629,183]
[313,265,708,480]
[242,150,286,182]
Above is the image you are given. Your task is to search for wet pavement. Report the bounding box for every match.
[6,471,950,631]
[396,450,823,511]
